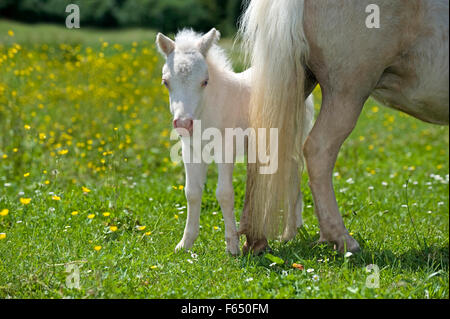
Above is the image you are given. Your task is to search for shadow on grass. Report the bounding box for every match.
[239,230,449,273]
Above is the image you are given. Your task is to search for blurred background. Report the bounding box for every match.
[0,0,245,36]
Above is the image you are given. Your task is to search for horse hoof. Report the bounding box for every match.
[242,238,270,256]
[226,241,241,256]
[338,234,361,254]
[175,239,193,253]
[317,233,361,254]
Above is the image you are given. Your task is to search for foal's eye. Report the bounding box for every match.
[201,79,209,88]
[162,79,170,89]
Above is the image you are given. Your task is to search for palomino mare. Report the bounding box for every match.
[238,0,449,254]
[156,29,315,255]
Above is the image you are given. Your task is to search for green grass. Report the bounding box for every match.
[0,20,448,299]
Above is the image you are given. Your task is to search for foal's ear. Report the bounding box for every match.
[198,28,221,56]
[156,33,175,57]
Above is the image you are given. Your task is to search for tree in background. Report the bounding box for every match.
[0,0,245,36]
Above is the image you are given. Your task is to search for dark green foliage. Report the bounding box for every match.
[0,0,245,36]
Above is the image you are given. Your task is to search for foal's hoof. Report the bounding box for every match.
[226,239,241,256]
[318,233,361,254]
[175,240,193,253]
[242,238,270,256]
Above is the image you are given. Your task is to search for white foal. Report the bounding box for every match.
[156,28,314,255]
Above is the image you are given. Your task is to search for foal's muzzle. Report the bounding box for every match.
[173,118,194,137]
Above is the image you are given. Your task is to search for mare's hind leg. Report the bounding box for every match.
[296,192,304,229]
[282,170,303,242]
[239,162,269,255]
[303,90,365,253]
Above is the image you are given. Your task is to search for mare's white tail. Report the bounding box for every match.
[239,0,309,239]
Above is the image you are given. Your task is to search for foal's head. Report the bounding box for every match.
[156,29,220,136]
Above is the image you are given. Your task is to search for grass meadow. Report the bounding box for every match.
[0,20,448,299]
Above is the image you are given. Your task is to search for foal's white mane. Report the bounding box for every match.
[174,29,233,73]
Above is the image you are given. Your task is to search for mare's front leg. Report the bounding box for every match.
[175,162,208,252]
[216,163,240,256]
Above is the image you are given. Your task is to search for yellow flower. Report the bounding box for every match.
[44,180,50,185]
[109,226,118,232]
[2,154,7,159]
[0,233,6,240]
[24,124,31,130]
[137,225,146,231]
[87,214,95,219]
[103,212,111,217]
[39,133,47,140]
[178,185,184,190]
[151,265,157,269]
[71,211,79,216]
[23,172,30,177]
[8,30,14,37]
[0,209,9,216]
[20,198,31,205]
[82,186,91,193]
[94,245,102,251]
[371,106,379,113]
[145,231,151,236]
[52,195,61,201]
[58,149,69,155]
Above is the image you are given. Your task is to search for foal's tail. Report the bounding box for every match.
[239,0,310,239]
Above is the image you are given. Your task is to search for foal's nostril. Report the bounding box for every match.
[173,118,194,130]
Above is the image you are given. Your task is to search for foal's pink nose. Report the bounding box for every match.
[173,118,194,136]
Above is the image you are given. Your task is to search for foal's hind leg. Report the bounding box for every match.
[216,163,240,256]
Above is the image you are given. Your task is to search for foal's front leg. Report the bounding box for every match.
[175,162,208,252]
[216,163,240,256]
